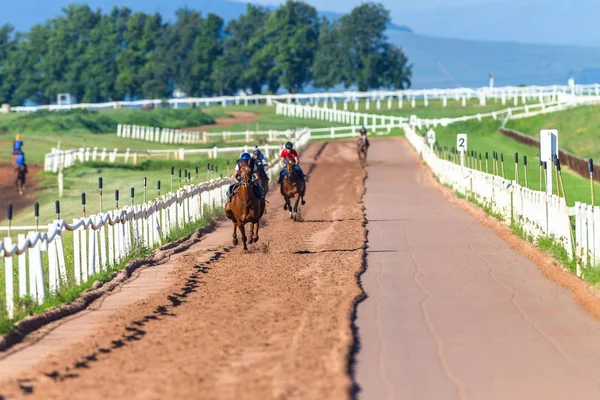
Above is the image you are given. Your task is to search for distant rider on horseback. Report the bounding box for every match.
[14,150,28,195]
[226,152,263,202]
[277,142,305,184]
[357,126,369,147]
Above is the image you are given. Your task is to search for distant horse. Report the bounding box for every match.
[357,135,369,166]
[225,161,266,251]
[15,165,27,196]
[280,158,306,221]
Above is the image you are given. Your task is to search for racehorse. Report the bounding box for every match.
[280,157,306,221]
[357,135,369,166]
[225,161,265,251]
[15,165,27,196]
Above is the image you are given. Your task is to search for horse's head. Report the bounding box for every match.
[238,161,252,186]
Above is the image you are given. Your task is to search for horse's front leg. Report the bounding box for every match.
[252,221,260,243]
[232,222,238,246]
[248,222,255,245]
[238,222,248,251]
[293,194,301,221]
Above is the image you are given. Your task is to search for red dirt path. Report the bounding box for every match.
[189,111,259,131]
[0,163,42,222]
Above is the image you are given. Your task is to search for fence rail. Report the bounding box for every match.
[275,95,600,130]
[44,128,312,172]
[5,81,600,113]
[116,124,297,145]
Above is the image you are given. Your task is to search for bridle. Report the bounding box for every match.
[236,163,254,207]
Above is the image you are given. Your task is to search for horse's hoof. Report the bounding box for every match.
[233,238,238,246]
[301,200,306,205]
[248,237,254,245]
[253,236,259,243]
[283,204,288,211]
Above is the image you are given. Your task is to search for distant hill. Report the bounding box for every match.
[389,32,600,89]
[396,0,600,47]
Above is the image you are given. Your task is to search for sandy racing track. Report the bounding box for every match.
[0,140,366,399]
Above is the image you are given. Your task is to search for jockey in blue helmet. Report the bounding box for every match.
[252,147,269,174]
[226,152,263,201]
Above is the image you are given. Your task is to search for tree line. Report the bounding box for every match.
[0,1,412,106]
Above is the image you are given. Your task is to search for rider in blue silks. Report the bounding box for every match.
[277,142,305,184]
[226,152,263,202]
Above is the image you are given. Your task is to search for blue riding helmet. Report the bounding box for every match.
[240,152,251,161]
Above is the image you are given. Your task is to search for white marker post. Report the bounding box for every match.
[427,129,436,151]
[457,133,467,167]
[540,129,558,195]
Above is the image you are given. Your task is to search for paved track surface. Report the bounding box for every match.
[0,140,365,399]
[355,138,600,400]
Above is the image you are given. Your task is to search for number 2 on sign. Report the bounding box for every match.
[457,134,467,152]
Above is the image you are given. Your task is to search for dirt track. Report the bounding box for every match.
[190,111,259,131]
[0,163,42,220]
[0,140,365,399]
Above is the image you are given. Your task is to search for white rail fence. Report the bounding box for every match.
[5,80,600,113]
[116,124,297,145]
[1,144,294,318]
[404,124,600,278]
[45,123,391,173]
[44,128,312,173]
[275,95,600,130]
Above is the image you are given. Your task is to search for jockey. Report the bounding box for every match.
[358,126,370,147]
[226,152,263,201]
[14,151,26,169]
[12,134,23,166]
[252,147,269,176]
[277,142,305,184]
[13,134,23,153]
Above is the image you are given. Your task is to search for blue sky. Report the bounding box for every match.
[250,0,493,13]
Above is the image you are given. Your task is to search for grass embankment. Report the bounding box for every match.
[504,104,600,160]
[429,118,600,206]
[316,98,511,119]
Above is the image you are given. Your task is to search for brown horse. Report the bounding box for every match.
[15,165,27,196]
[225,162,265,251]
[280,158,306,221]
[357,135,369,166]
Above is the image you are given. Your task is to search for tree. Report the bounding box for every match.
[212,4,270,95]
[190,13,223,96]
[263,0,320,93]
[312,18,344,91]
[0,24,17,103]
[338,2,412,91]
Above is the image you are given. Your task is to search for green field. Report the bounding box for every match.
[504,104,600,160]
[0,105,344,165]
[315,98,512,119]
[427,118,600,206]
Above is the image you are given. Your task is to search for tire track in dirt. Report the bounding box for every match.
[0,140,366,399]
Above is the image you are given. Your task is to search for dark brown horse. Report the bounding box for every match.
[280,158,306,221]
[225,162,265,251]
[357,135,369,166]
